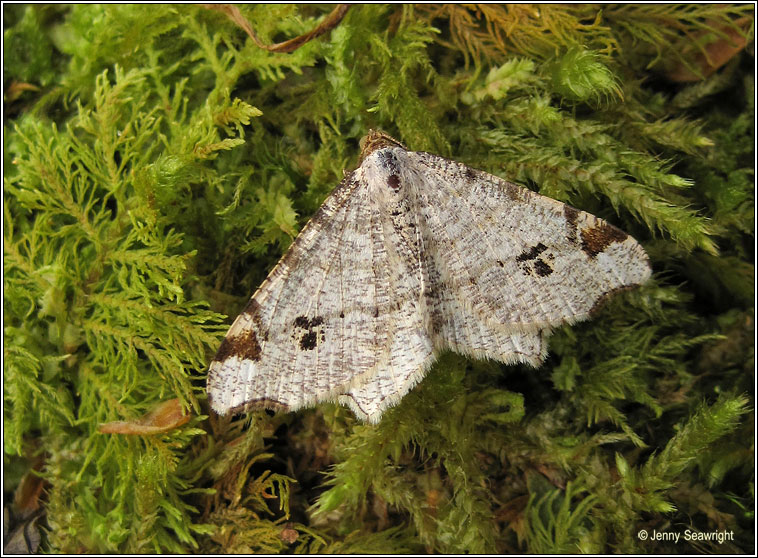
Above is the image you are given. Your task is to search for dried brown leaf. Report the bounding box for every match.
[665,17,752,82]
[98,398,191,435]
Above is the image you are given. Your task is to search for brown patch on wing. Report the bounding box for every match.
[564,205,580,244]
[214,328,262,362]
[580,222,628,258]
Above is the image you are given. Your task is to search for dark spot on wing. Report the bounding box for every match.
[496,260,504,267]
[214,328,261,362]
[292,315,325,351]
[299,331,318,350]
[564,205,579,244]
[387,174,401,192]
[373,307,379,318]
[516,243,548,262]
[580,222,628,258]
[515,243,555,278]
[533,259,553,277]
[294,315,323,328]
[465,167,477,181]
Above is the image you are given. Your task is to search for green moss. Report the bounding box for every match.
[4,4,753,553]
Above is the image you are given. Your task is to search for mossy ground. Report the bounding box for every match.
[3,4,754,553]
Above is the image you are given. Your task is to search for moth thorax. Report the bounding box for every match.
[365,148,407,202]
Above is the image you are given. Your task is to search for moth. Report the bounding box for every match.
[207,131,651,423]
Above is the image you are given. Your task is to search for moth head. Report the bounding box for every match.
[359,130,406,163]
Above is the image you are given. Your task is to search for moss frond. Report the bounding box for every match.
[416,4,620,67]
[545,46,623,104]
[523,480,600,554]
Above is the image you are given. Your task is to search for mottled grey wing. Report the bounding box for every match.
[340,327,545,423]
[207,169,432,416]
[404,149,650,346]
